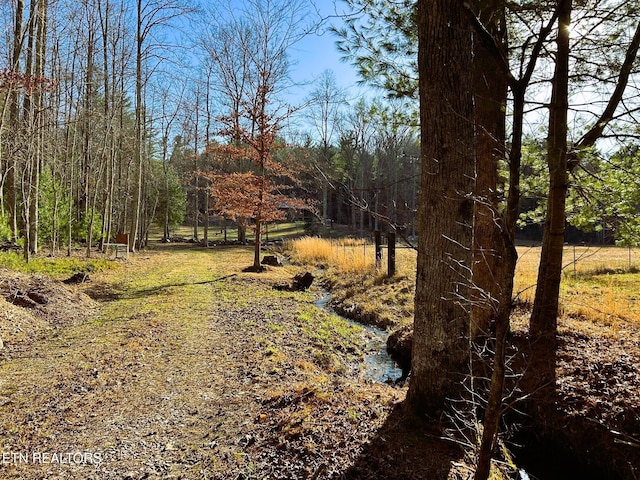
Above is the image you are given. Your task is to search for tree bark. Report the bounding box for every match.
[528,0,573,407]
[7,0,25,244]
[406,0,474,416]
[129,0,144,252]
[21,0,37,262]
[470,0,507,342]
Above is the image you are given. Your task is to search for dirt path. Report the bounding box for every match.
[0,245,460,479]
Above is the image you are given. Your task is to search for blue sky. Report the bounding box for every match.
[282,1,369,105]
[290,29,359,91]
[190,0,368,108]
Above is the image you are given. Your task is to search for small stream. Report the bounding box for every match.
[315,294,404,384]
[313,297,600,480]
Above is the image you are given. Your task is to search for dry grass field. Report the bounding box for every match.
[288,238,640,478]
[289,237,640,332]
[514,245,640,328]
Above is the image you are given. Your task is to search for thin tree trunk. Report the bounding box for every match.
[65,46,78,257]
[192,98,200,242]
[29,0,48,256]
[203,70,213,247]
[528,0,573,408]
[98,0,111,249]
[8,0,25,244]
[129,0,144,252]
[474,84,526,478]
[21,0,37,262]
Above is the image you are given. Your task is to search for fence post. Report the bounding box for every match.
[375,230,382,269]
[387,232,396,277]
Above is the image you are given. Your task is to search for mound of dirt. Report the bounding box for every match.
[0,268,97,354]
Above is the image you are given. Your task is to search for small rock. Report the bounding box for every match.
[292,272,314,291]
[261,255,281,266]
[63,272,90,284]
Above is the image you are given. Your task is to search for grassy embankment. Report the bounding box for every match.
[288,236,640,333]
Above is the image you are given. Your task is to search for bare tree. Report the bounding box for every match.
[306,69,345,222]
[129,0,192,252]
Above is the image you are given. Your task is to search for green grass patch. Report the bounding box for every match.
[150,221,308,243]
[297,305,363,350]
[0,251,117,277]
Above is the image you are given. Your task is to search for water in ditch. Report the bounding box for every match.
[315,293,404,384]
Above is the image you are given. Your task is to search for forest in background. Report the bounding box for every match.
[0,0,422,262]
[1,0,639,264]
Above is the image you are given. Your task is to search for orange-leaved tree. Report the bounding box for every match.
[203,126,309,271]
[202,71,312,269]
[200,0,312,270]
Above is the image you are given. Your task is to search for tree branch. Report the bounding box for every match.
[574,20,640,152]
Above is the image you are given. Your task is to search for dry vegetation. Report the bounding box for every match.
[0,238,638,478]
[288,236,375,273]
[288,237,414,328]
[513,245,640,328]
[290,237,640,332]
[289,237,640,478]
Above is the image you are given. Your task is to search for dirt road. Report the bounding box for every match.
[0,245,459,479]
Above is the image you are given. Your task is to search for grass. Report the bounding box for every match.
[288,237,414,328]
[0,251,117,278]
[155,221,309,243]
[0,241,395,478]
[513,245,640,329]
[288,238,640,331]
[288,236,375,273]
[9,236,635,476]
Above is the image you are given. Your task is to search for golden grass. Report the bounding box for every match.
[288,236,375,273]
[472,245,640,328]
[288,237,414,328]
[513,245,640,326]
[294,239,640,331]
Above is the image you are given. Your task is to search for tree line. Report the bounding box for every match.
[0,0,425,263]
[341,1,639,477]
[336,0,638,475]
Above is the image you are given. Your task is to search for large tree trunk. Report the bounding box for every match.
[528,0,573,408]
[468,3,511,477]
[406,0,475,416]
[470,0,507,342]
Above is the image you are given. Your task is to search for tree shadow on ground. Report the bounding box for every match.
[333,401,464,480]
[83,273,238,302]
